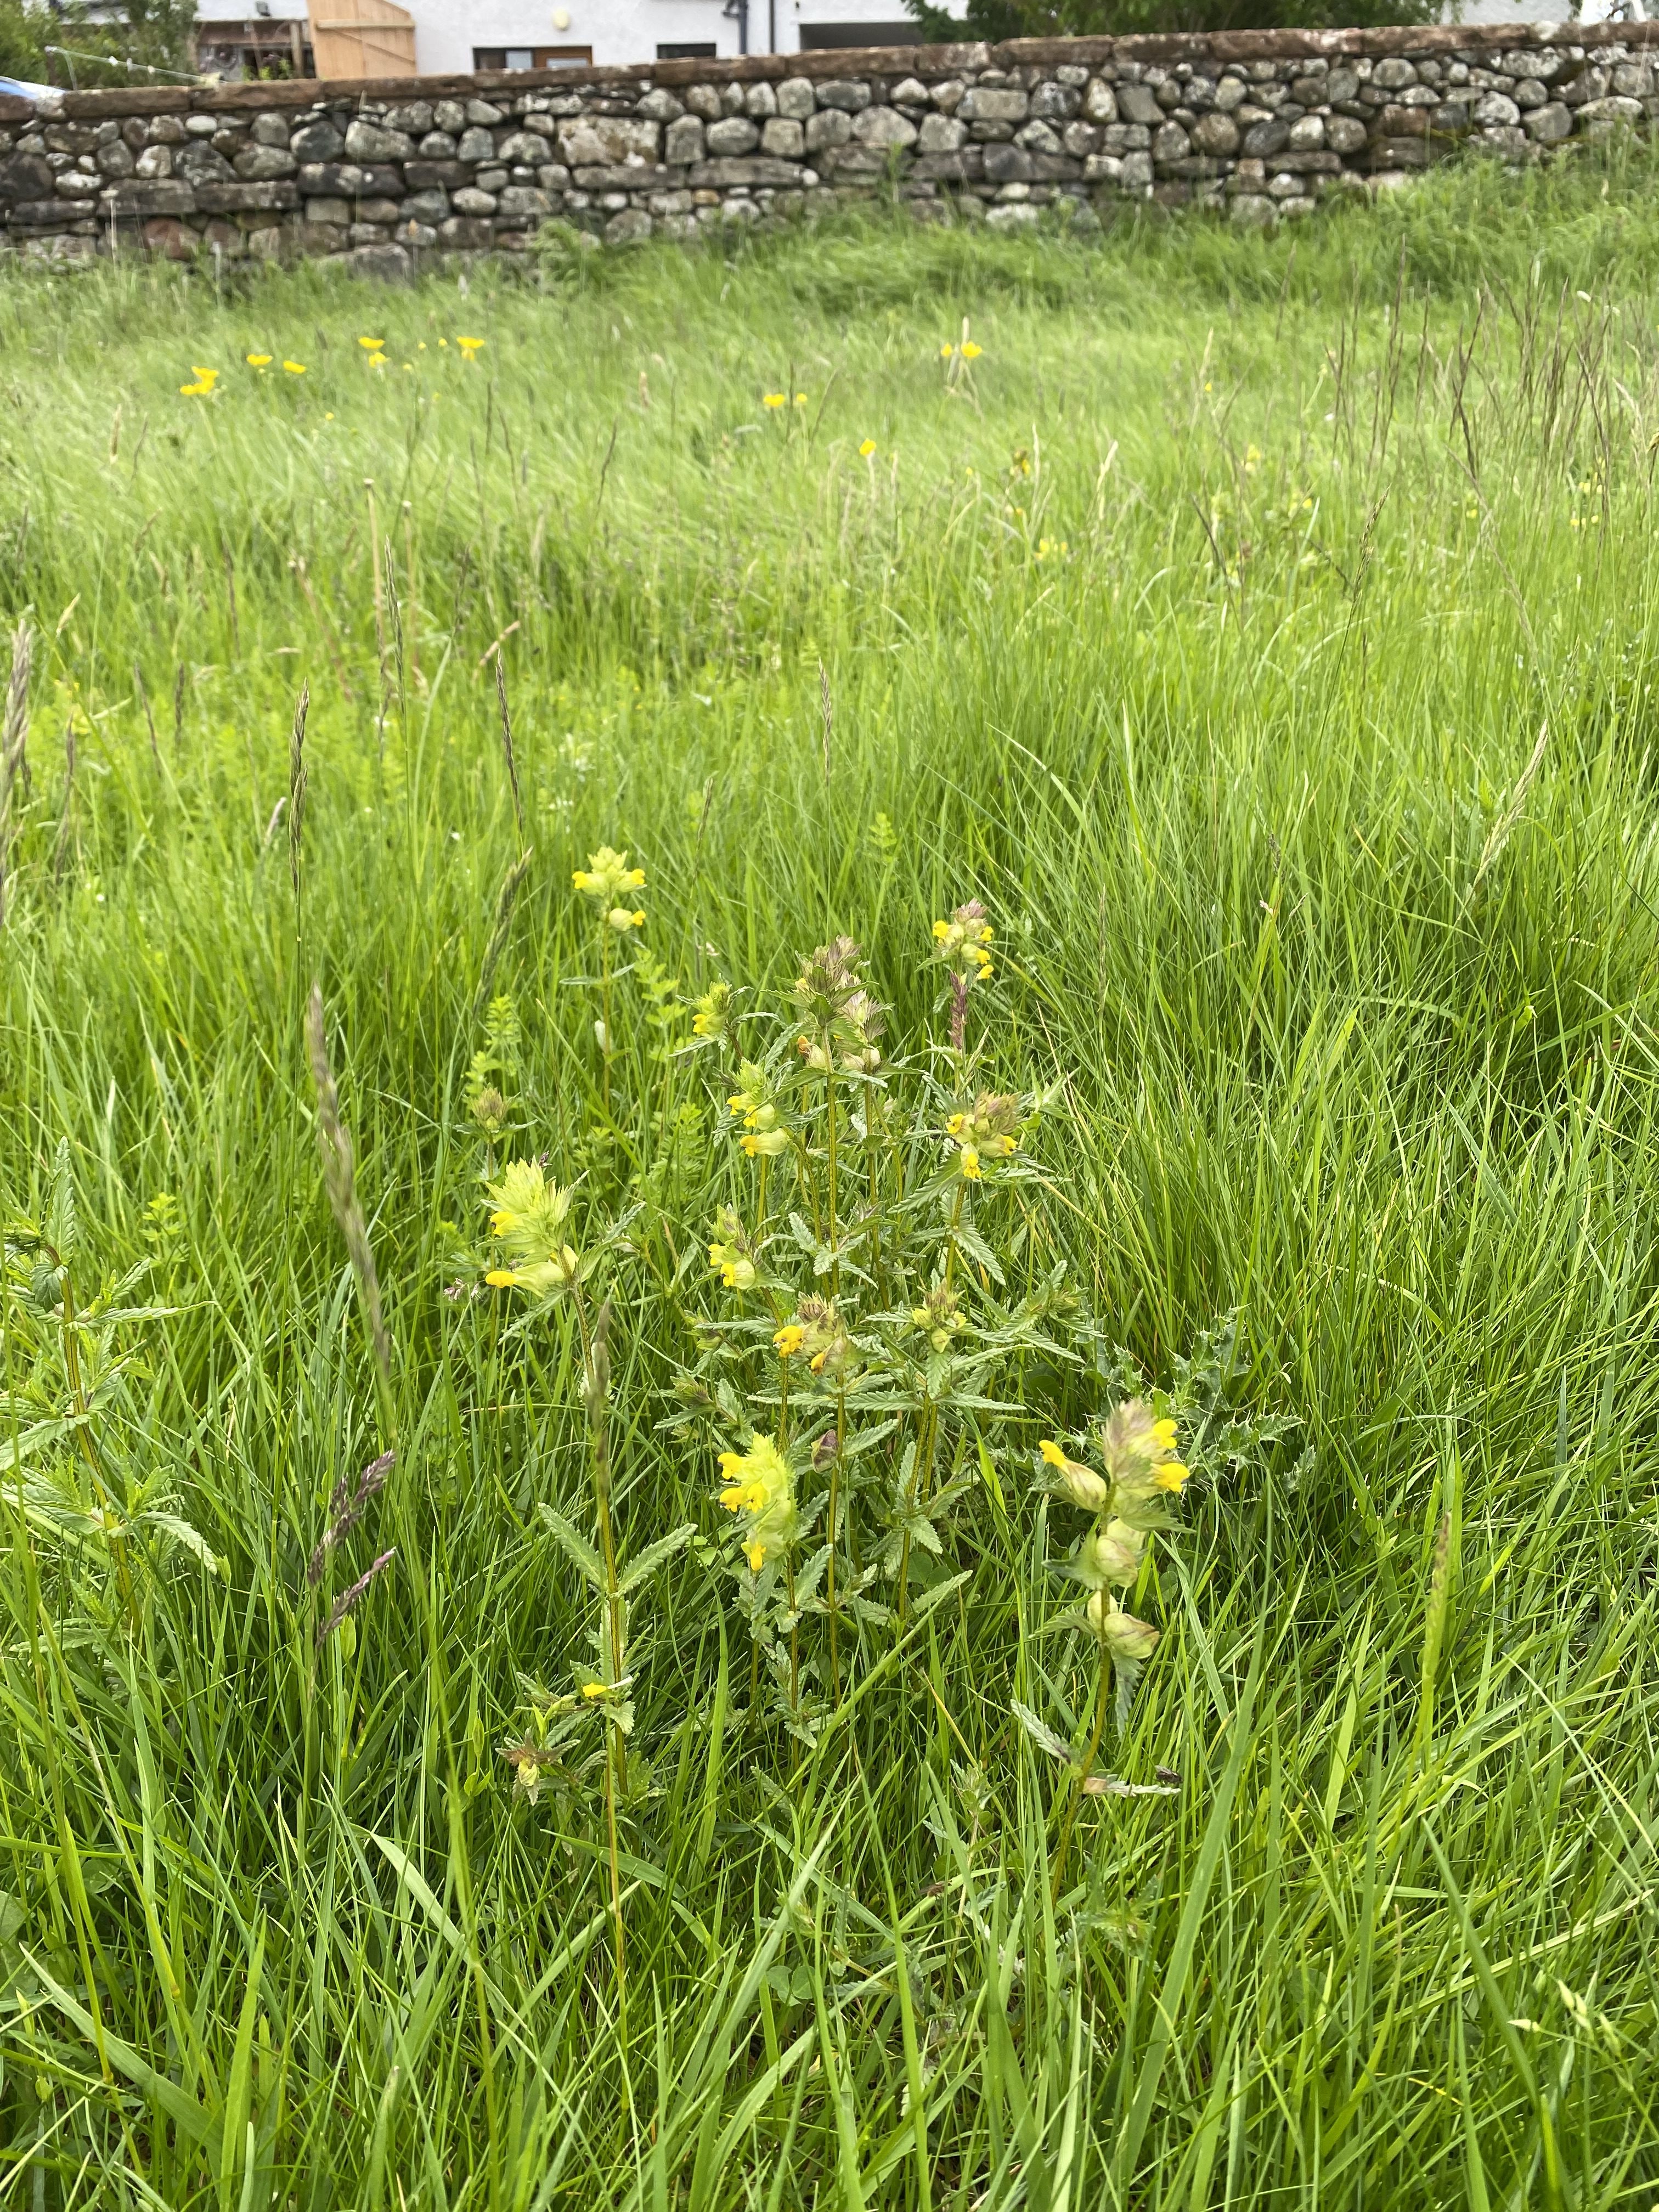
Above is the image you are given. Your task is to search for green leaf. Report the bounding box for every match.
[1012,1698,1074,1766]
[952,1216,1005,1285]
[535,1502,606,1593]
[618,1521,697,1594]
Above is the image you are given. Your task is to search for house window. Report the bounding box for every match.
[657,41,716,57]
[473,44,594,68]
[798,21,918,44]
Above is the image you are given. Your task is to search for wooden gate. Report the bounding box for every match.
[308,0,417,80]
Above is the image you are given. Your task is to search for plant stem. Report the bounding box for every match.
[1051,1650,1112,1904]
[599,928,613,1117]
[576,1291,626,2000]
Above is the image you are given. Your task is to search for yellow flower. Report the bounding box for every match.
[573,847,646,906]
[246,353,272,369]
[940,343,954,359]
[774,1324,804,1358]
[283,360,306,374]
[934,901,995,980]
[606,906,645,932]
[708,1239,757,1292]
[794,392,807,406]
[742,1129,789,1159]
[179,365,219,396]
[1039,1438,1110,1512]
[960,341,983,361]
[458,335,485,358]
[359,336,385,352]
[484,1161,579,1297]
[716,1435,797,1572]
[960,1147,981,1180]
[859,438,876,458]
[762,392,786,409]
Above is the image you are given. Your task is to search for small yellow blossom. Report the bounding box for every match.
[484,1161,579,1297]
[716,1434,797,1572]
[283,360,306,374]
[959,1146,981,1180]
[763,392,786,409]
[859,438,876,458]
[179,366,219,397]
[960,341,983,360]
[606,906,646,933]
[742,1129,789,1159]
[359,336,385,352]
[940,343,954,359]
[246,353,272,369]
[458,335,485,358]
[774,1324,805,1358]
[573,847,646,904]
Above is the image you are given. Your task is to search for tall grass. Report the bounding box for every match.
[2,151,1658,2205]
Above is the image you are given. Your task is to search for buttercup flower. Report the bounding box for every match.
[859,439,877,458]
[284,360,306,374]
[179,366,219,397]
[246,353,272,369]
[961,341,983,361]
[484,1160,579,1296]
[716,1434,798,1572]
[359,336,385,352]
[458,335,486,359]
[763,392,786,409]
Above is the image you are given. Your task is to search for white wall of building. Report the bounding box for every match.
[385,0,958,72]
[199,3,1649,83]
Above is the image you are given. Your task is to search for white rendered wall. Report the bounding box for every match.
[306,0,962,74]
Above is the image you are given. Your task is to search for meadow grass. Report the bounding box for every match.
[3,148,1659,2207]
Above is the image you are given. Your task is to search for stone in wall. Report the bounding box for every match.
[4,21,1659,266]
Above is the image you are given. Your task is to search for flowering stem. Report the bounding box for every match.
[787,1556,799,1718]
[822,1031,839,1294]
[1051,1650,1111,1904]
[599,927,613,1117]
[574,1290,626,1999]
[943,1178,967,1288]
[757,1153,771,1244]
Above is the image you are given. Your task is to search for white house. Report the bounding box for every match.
[196,0,961,80]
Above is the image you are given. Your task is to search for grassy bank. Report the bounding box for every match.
[2,154,1658,2207]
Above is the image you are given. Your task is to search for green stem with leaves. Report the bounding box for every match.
[1051,1646,1112,1903]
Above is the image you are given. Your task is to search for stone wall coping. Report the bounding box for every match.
[2,19,1655,127]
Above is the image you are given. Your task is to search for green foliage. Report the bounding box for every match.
[2,154,1659,2201]
[0,0,194,88]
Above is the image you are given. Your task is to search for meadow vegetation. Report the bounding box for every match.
[2,150,1659,2206]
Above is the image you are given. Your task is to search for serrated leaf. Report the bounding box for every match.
[535,1503,606,1593]
[1081,1774,1180,1798]
[952,1217,1005,1285]
[141,1513,225,1579]
[618,1522,697,1595]
[911,1568,969,1620]
[1012,1698,1074,1766]
[788,1212,817,1257]
[842,1419,898,1460]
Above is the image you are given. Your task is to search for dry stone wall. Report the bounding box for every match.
[3,22,1659,269]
